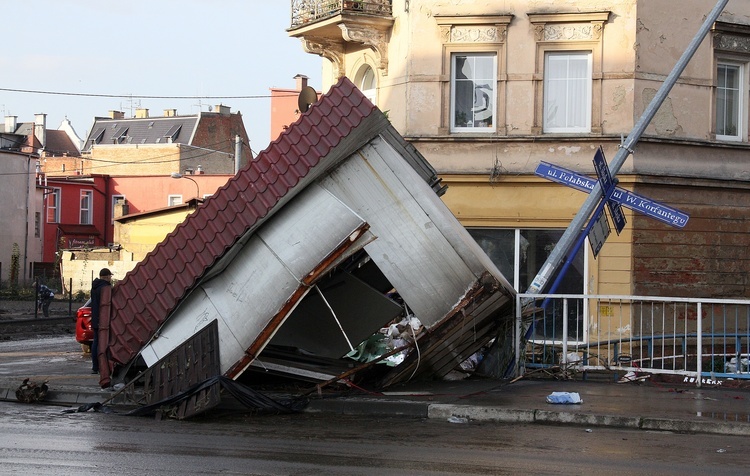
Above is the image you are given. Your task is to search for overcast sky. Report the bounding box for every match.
[0,1,322,156]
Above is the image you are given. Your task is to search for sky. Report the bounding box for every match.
[0,1,322,156]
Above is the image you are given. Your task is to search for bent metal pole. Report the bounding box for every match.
[526,0,730,296]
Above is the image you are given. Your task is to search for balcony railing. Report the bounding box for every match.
[290,0,392,28]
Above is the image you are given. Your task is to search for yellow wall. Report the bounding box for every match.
[440,173,634,297]
[115,209,194,261]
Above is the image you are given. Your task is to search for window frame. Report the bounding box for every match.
[168,194,183,207]
[543,50,593,133]
[528,12,608,135]
[715,60,747,142]
[467,226,589,344]
[450,52,498,133]
[111,194,126,223]
[79,190,93,225]
[46,187,61,224]
[435,15,511,136]
[354,63,377,104]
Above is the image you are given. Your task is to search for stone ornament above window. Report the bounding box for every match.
[528,12,609,43]
[713,21,750,54]
[435,15,513,44]
[542,23,601,41]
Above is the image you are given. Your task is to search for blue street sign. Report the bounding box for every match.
[592,147,626,234]
[607,199,627,234]
[588,207,610,257]
[535,161,690,228]
[593,147,615,198]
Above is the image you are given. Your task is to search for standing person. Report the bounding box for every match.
[90,268,113,374]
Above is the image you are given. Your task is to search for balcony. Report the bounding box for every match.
[288,0,394,77]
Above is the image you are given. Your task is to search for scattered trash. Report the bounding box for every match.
[15,378,48,403]
[724,357,749,373]
[585,429,593,433]
[448,416,469,424]
[716,449,726,453]
[546,392,582,404]
[617,371,651,383]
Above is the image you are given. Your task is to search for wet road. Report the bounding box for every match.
[1,399,749,475]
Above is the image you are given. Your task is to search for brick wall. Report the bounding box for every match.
[633,182,750,298]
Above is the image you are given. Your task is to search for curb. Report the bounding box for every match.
[305,397,429,418]
[4,386,750,436]
[427,403,750,436]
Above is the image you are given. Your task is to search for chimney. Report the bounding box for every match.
[4,115,17,133]
[294,74,309,91]
[215,104,231,115]
[135,108,149,118]
[109,110,125,120]
[164,109,177,117]
[34,113,47,149]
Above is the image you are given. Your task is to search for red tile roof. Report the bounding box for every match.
[106,77,383,367]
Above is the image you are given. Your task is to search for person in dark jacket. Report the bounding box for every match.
[90,268,113,374]
[37,284,55,317]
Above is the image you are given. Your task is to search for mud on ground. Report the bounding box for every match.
[0,300,77,341]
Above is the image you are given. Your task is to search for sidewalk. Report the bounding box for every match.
[1,335,750,435]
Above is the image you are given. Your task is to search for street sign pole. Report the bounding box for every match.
[526,0,728,296]
[538,197,608,315]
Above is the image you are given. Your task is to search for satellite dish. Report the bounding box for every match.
[298,86,318,113]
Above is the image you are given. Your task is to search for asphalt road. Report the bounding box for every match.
[1,399,749,475]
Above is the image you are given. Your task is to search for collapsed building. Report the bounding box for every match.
[96,78,516,418]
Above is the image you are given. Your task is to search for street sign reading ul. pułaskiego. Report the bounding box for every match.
[534,161,690,228]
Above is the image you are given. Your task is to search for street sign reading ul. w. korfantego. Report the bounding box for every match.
[535,148,689,256]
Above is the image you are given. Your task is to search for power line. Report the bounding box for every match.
[0,87,298,100]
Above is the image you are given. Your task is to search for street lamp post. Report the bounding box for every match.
[170,172,200,200]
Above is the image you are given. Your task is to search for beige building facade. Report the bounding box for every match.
[289,0,750,312]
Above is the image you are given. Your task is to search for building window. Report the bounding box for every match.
[716,62,743,141]
[450,53,497,132]
[111,194,126,223]
[528,12,608,135]
[468,227,586,342]
[80,190,93,225]
[543,51,592,133]
[168,195,183,206]
[34,212,41,238]
[435,15,511,135]
[355,65,377,104]
[47,187,61,223]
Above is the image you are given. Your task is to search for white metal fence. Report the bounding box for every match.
[516,293,750,387]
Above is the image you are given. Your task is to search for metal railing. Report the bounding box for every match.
[290,0,392,28]
[516,293,750,387]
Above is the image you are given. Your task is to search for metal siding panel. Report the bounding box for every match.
[257,184,366,280]
[140,287,246,369]
[370,137,513,291]
[320,145,478,326]
[143,236,296,370]
[141,194,370,374]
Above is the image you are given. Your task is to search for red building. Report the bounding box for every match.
[41,174,233,263]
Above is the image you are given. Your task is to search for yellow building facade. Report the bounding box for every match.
[290,0,750,310]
